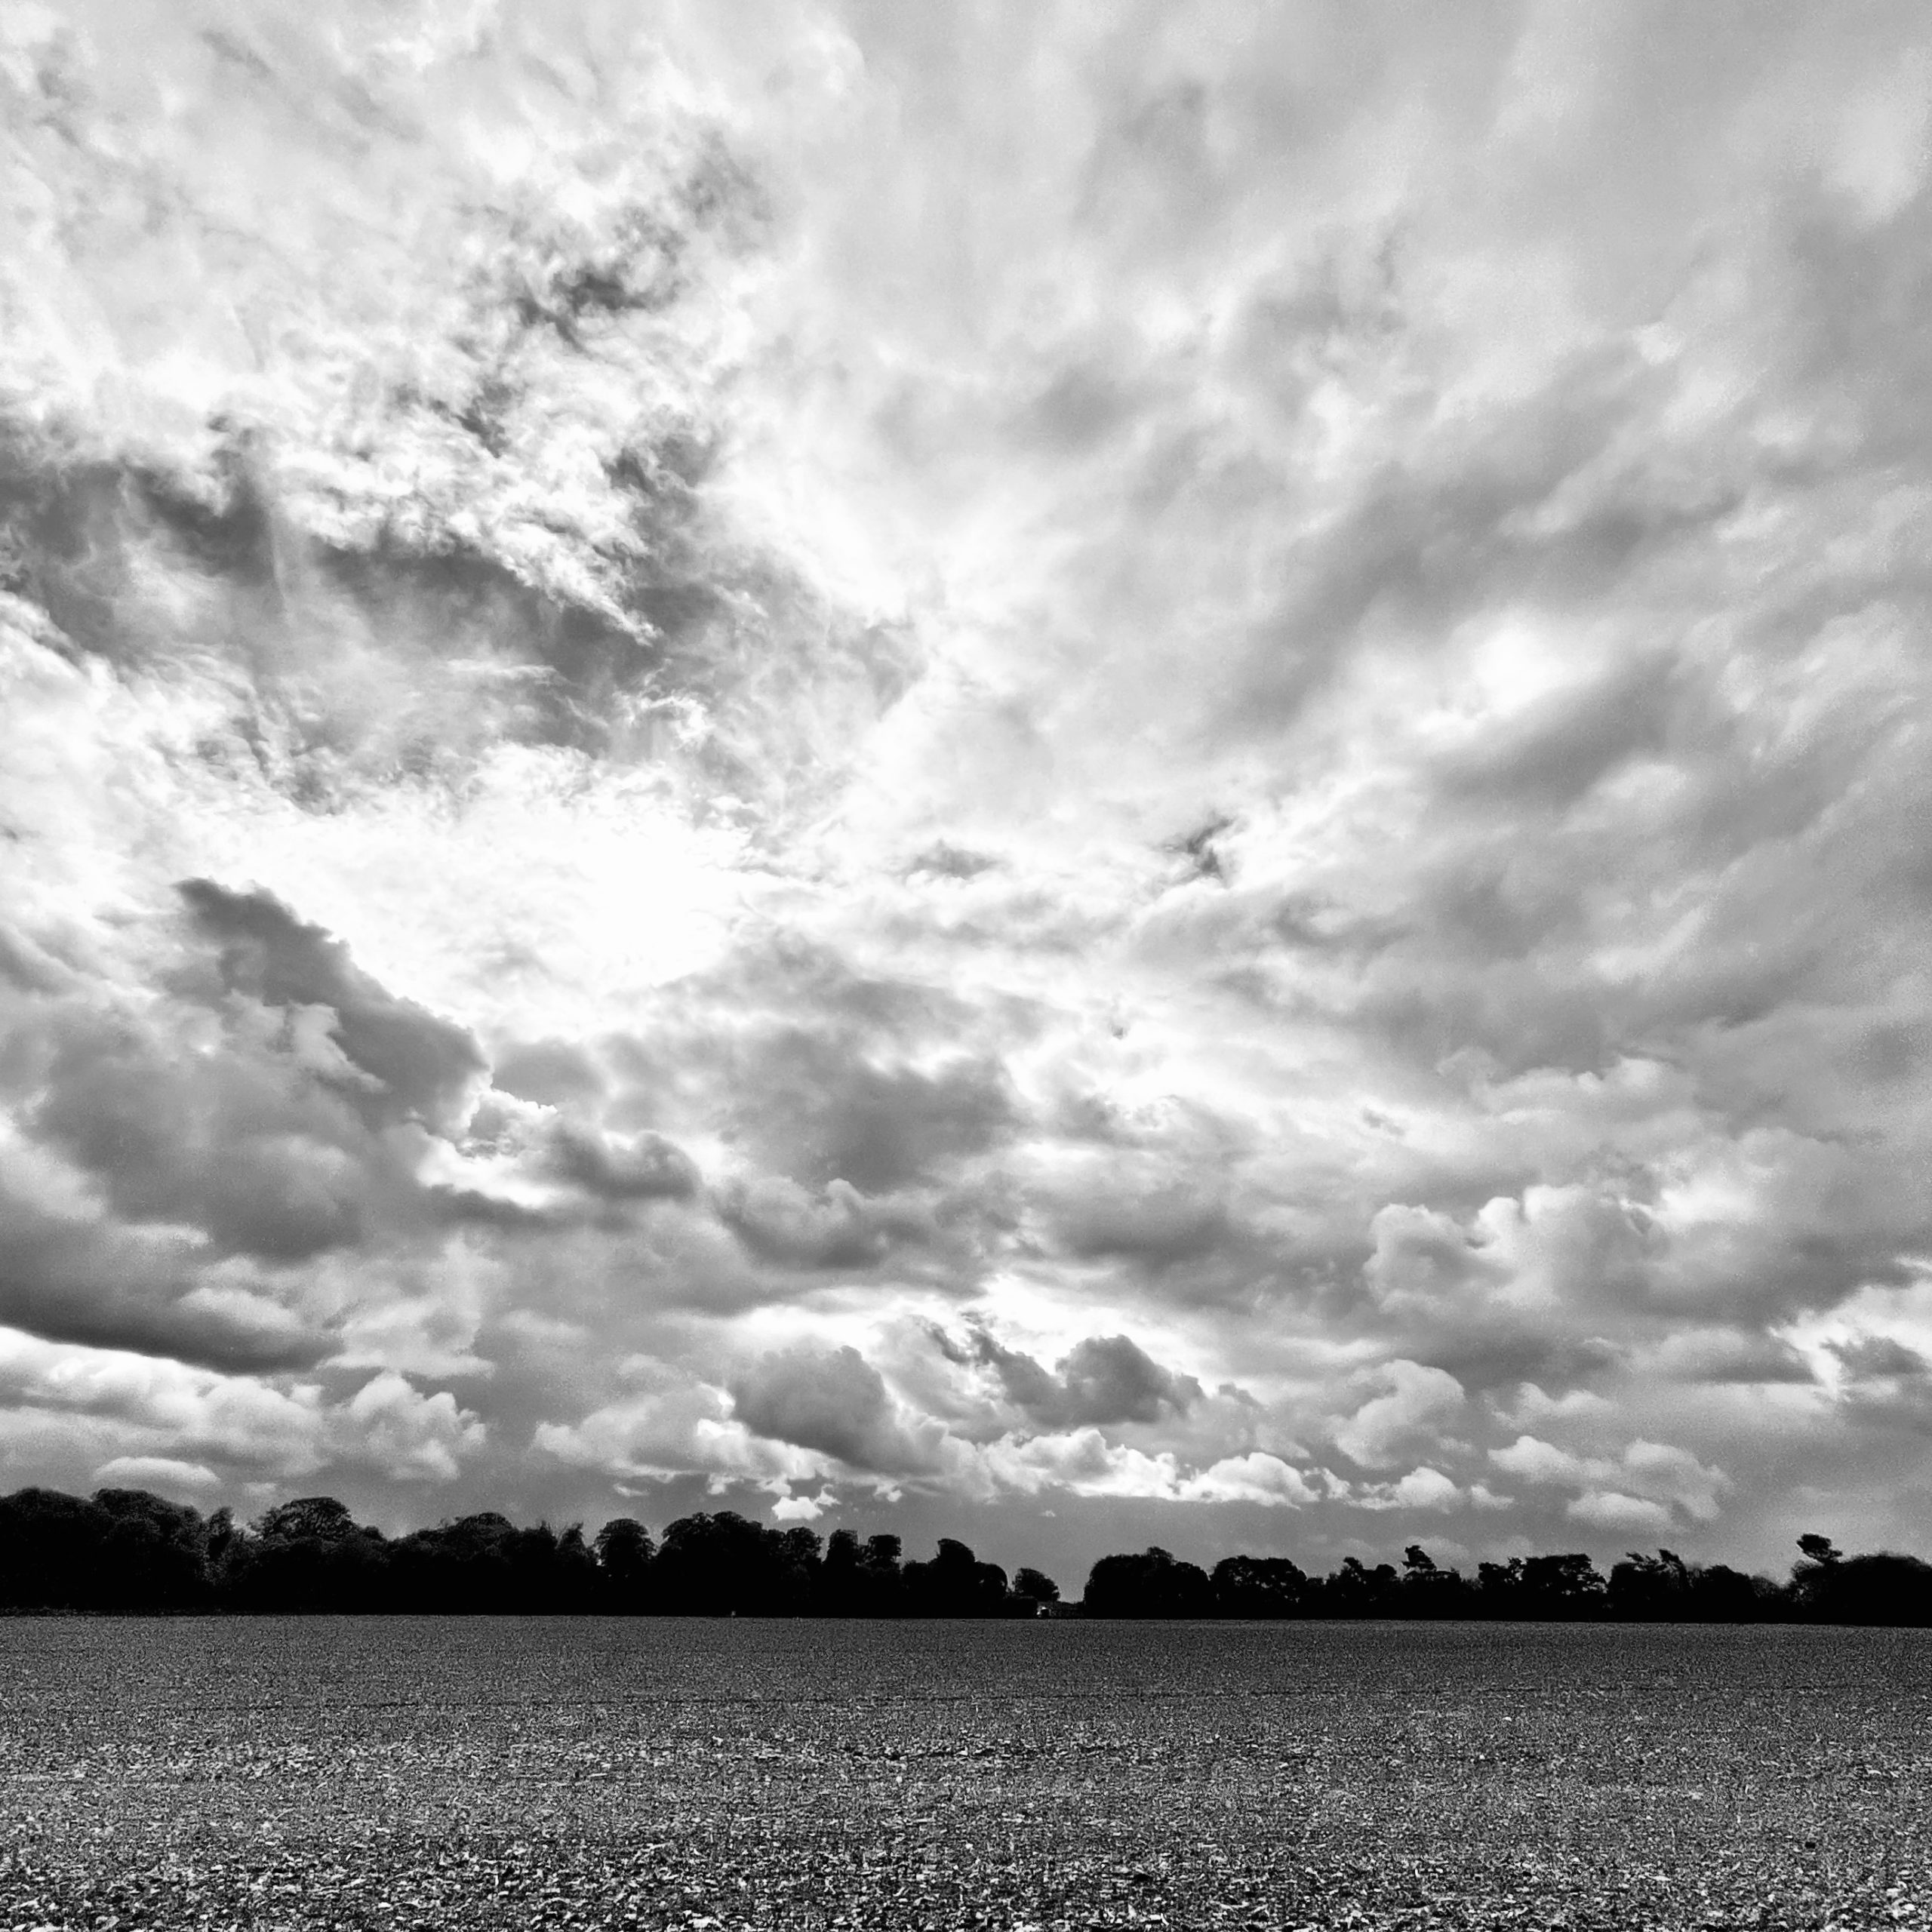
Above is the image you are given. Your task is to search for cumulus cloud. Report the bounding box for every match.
[1384,1468,1466,1514]
[330,1370,484,1484]
[1491,1434,1730,1527]
[1178,1451,1320,1509]
[546,1124,699,1204]
[1048,1179,1234,1272]
[771,1488,835,1524]
[1829,1334,1930,1383]
[2,0,1930,1569]
[0,869,531,1378]
[728,1343,940,1475]
[968,1433,1325,1510]
[952,1327,1204,1431]
[0,1173,326,1373]
[177,880,489,1135]
[0,1324,481,1489]
[1566,1491,1674,1536]
[718,1177,934,1272]
[718,1038,1015,1198]
[1333,1361,1467,1472]
[534,1367,783,1485]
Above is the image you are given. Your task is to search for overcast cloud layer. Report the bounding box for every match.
[3,0,1930,1578]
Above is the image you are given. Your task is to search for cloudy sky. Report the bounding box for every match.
[3,0,1930,1583]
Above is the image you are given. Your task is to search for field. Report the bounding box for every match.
[0,1620,1927,1930]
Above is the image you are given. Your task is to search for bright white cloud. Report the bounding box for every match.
[92,1454,223,1496]
[1178,1453,1320,1509]
[1491,1433,1730,1528]
[1333,1362,1467,1471]
[0,1325,481,1486]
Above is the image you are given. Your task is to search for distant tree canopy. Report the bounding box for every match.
[1788,1548,1932,1626]
[1012,1566,1060,1607]
[1075,1540,1930,1624]
[1,1490,1927,1623]
[0,1492,1048,1617]
[1084,1546,1213,1618]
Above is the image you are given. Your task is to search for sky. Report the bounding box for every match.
[2,0,1930,1587]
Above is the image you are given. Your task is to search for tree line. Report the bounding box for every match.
[1082,1535,1932,1624]
[2,1487,1927,1622]
[0,1490,1055,1617]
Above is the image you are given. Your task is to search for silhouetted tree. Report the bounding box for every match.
[386,1511,586,1613]
[1466,1552,1607,1619]
[2,1482,1925,1623]
[774,1527,826,1611]
[1475,1558,1521,1614]
[1687,1561,1777,1621]
[254,1497,362,1543]
[0,1489,114,1608]
[593,1518,657,1611]
[1604,1548,1776,1623]
[90,1490,211,1611]
[1518,1552,1607,1618]
[230,1497,390,1611]
[554,1524,599,1611]
[903,1537,1013,1615]
[1792,1545,1932,1625]
[1211,1554,1308,1617]
[654,1511,790,1614]
[1397,1545,1472,1617]
[821,1526,863,1613]
[815,1528,909,1614]
[1012,1566,1061,1611]
[1317,1555,1403,1616]
[205,1506,242,1574]
[859,1532,907,1614]
[1608,1549,1692,1620]
[1082,1546,1213,1617]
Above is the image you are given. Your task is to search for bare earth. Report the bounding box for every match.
[1,1618,1926,1929]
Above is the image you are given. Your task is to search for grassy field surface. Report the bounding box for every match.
[1,1618,1927,1929]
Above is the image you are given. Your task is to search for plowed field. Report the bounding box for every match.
[2,1619,1927,1928]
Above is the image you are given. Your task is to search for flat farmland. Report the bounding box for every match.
[1,1620,1927,1930]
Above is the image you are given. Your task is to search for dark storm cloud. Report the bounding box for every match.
[1051,1186,1234,1271]
[728,1342,925,1473]
[958,1327,1203,1429]
[1829,1334,1930,1383]
[0,1186,324,1373]
[548,1124,699,1202]
[26,999,397,1262]
[0,887,501,1374]
[719,1177,936,1272]
[489,1039,608,1109]
[1053,1334,1204,1426]
[613,942,1025,1235]
[1409,1331,1627,1403]
[906,843,998,881]
[1352,1177,1896,1401]
[723,1032,1016,1196]
[1833,1353,1932,1441]
[177,880,487,1132]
